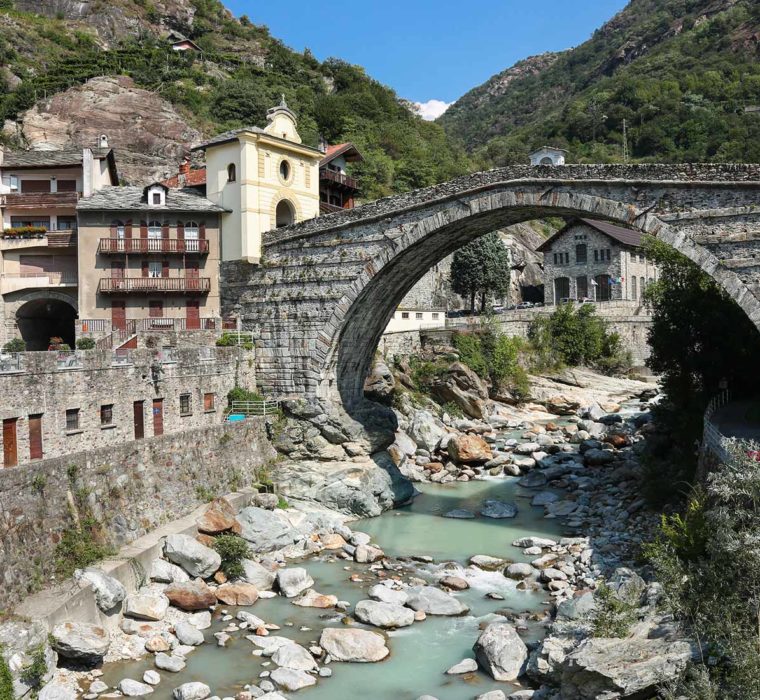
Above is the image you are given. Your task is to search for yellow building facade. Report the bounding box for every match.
[195,99,322,264]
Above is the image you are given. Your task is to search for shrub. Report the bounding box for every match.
[2,337,25,353]
[276,496,288,509]
[195,485,216,501]
[227,386,264,405]
[0,647,13,700]
[20,644,47,691]
[54,518,115,579]
[75,337,96,350]
[590,582,638,638]
[216,332,252,350]
[213,534,250,579]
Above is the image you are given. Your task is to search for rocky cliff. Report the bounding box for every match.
[11,76,202,183]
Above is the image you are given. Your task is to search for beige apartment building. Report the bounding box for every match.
[194,97,322,263]
[76,183,227,338]
[0,144,118,348]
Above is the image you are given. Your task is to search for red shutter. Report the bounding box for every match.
[199,222,206,240]
[142,260,148,277]
[111,262,124,279]
[162,260,169,278]
[110,223,116,238]
[177,222,185,239]
[125,219,133,239]
[140,221,148,238]
[162,222,169,239]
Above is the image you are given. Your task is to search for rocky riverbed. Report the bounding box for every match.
[5,368,694,700]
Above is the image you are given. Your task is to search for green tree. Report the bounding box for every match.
[641,237,760,500]
[450,233,511,312]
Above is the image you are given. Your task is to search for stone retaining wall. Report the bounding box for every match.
[0,418,277,611]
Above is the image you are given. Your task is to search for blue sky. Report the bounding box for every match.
[226,0,629,118]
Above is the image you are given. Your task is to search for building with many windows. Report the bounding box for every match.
[0,143,118,348]
[76,182,227,339]
[537,218,659,305]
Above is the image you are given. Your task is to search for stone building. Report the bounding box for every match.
[0,346,253,467]
[193,97,323,264]
[529,146,567,166]
[536,218,659,304]
[76,183,227,338]
[0,144,118,348]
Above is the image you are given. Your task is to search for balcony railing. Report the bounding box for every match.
[99,239,209,254]
[98,277,211,294]
[3,192,79,209]
[319,169,358,190]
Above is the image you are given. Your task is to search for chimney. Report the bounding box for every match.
[99,134,109,149]
[82,148,94,196]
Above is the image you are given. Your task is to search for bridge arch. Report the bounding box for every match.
[226,165,760,410]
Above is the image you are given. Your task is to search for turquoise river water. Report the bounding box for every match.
[100,475,569,700]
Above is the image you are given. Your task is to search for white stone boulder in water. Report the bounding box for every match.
[75,567,126,611]
[38,681,77,700]
[512,537,557,549]
[155,653,186,673]
[319,627,389,662]
[446,658,478,674]
[405,586,469,616]
[270,667,317,691]
[237,507,301,553]
[473,622,528,681]
[50,622,110,665]
[277,568,314,598]
[354,599,415,628]
[118,679,154,696]
[271,642,318,671]
[505,563,535,580]
[408,410,447,452]
[240,559,277,590]
[173,622,204,646]
[163,534,221,578]
[480,500,518,519]
[368,583,409,605]
[172,682,210,700]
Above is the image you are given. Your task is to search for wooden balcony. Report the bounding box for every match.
[98,277,211,294]
[99,238,209,254]
[319,169,358,190]
[2,192,79,209]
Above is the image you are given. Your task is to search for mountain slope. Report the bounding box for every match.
[440,0,760,165]
[0,0,470,191]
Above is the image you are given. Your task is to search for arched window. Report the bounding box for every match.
[276,199,295,228]
[540,157,553,165]
[640,276,645,299]
[148,220,162,238]
[279,159,290,181]
[631,276,637,301]
[112,220,125,238]
[184,221,199,252]
[227,164,236,182]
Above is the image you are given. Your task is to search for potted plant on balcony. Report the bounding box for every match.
[1,226,47,239]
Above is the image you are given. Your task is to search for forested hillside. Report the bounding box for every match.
[0,0,470,193]
[441,0,760,166]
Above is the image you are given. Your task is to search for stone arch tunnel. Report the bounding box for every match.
[220,164,760,411]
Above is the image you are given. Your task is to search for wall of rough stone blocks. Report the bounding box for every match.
[0,418,277,611]
[0,346,255,466]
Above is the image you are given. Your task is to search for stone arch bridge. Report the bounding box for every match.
[220,164,760,411]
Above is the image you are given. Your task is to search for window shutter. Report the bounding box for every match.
[199,222,206,240]
[125,219,133,239]
[110,222,116,238]
[140,221,148,238]
[162,260,169,278]
[142,260,148,277]
[177,222,185,240]
[162,222,169,239]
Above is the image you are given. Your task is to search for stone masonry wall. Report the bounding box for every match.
[0,418,277,610]
[0,346,255,466]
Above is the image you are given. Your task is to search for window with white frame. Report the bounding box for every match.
[185,221,199,251]
[148,261,162,278]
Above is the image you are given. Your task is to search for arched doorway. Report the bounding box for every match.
[275,199,295,228]
[16,298,76,350]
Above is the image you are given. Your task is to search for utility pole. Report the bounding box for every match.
[622,119,629,163]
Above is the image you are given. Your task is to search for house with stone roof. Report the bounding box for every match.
[537,218,659,305]
[319,142,362,213]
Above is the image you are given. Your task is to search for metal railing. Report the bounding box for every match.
[0,353,22,374]
[702,389,732,463]
[226,400,281,419]
[98,277,211,293]
[99,238,209,254]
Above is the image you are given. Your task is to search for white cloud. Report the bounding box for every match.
[414,99,452,121]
